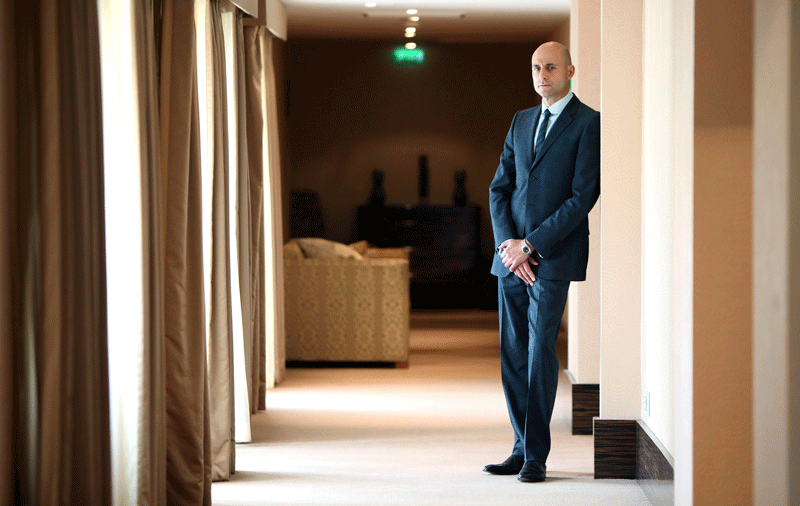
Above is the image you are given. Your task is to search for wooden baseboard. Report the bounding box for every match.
[571,383,599,435]
[636,420,674,505]
[593,418,676,503]
[594,419,637,479]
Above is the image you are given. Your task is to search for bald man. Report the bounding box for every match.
[486,42,600,483]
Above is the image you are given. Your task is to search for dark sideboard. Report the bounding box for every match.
[355,204,485,309]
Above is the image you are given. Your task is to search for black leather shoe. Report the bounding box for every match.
[517,460,546,482]
[483,455,524,475]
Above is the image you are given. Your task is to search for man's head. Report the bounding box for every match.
[531,42,575,107]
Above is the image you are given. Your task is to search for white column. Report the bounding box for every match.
[641,0,683,462]
[669,0,695,503]
[599,0,643,419]
[567,0,601,386]
[753,1,800,503]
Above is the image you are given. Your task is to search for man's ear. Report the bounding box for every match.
[568,65,576,79]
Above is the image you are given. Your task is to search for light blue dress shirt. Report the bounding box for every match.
[535,91,574,141]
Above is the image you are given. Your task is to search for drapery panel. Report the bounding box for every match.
[135,0,169,502]
[263,34,287,387]
[99,0,168,503]
[158,0,212,503]
[1,1,113,504]
[1,3,16,503]
[2,1,287,502]
[242,25,286,410]
[242,25,268,412]
[205,0,236,481]
[226,6,253,444]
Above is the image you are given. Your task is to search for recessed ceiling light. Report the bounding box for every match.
[365,2,376,6]
[405,42,417,49]
[409,15,419,22]
[406,8,418,15]
[405,26,416,33]
[404,31,415,38]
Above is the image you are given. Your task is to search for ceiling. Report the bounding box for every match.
[282,0,570,42]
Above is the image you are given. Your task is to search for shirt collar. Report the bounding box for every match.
[542,91,574,117]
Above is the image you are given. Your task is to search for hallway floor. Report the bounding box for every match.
[212,311,650,505]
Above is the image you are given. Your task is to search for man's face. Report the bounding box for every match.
[531,45,575,107]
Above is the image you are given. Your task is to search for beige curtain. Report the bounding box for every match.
[1,1,113,504]
[242,25,286,411]
[263,34,287,387]
[99,0,142,501]
[0,3,15,503]
[135,0,169,502]
[225,6,253,444]
[159,0,212,503]
[205,0,236,481]
[242,25,268,411]
[99,0,168,503]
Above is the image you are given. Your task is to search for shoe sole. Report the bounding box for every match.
[483,468,523,475]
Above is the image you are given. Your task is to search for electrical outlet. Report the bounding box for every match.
[644,391,651,417]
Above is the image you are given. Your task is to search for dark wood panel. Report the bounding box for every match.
[637,421,674,506]
[572,383,599,435]
[355,204,482,308]
[594,419,636,479]
[286,361,408,369]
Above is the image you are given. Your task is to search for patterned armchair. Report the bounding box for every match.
[283,238,410,366]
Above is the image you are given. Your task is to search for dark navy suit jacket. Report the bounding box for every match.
[490,95,600,281]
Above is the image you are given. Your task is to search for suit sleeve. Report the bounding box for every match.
[526,111,600,258]
[489,112,520,249]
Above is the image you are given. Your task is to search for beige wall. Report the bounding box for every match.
[692,0,753,503]
[599,0,643,419]
[753,1,800,504]
[642,0,677,456]
[551,18,570,48]
[286,40,548,262]
[567,0,601,386]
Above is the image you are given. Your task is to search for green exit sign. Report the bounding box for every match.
[393,48,425,64]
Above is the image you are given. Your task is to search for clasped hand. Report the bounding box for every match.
[498,239,539,286]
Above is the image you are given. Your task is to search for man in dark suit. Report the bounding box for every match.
[485,41,600,483]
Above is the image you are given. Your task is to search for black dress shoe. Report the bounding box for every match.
[483,455,524,475]
[517,460,546,482]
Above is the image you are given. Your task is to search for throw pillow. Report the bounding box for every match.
[294,238,363,260]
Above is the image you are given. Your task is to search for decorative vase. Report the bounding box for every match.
[453,170,467,206]
[369,169,385,206]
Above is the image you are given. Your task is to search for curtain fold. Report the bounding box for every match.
[206,0,236,481]
[135,0,168,503]
[242,25,267,412]
[226,6,253,444]
[241,25,286,409]
[0,0,12,498]
[1,2,20,503]
[158,0,212,503]
[1,1,113,504]
[233,7,255,434]
[263,35,286,387]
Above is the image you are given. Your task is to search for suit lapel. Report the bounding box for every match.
[532,96,579,166]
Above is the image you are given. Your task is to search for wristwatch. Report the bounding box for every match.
[521,241,532,256]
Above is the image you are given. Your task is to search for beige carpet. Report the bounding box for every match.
[212,311,650,506]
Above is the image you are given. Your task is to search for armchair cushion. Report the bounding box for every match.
[291,237,363,260]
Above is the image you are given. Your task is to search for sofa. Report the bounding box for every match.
[283,238,410,366]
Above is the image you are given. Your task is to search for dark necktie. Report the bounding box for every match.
[535,109,551,157]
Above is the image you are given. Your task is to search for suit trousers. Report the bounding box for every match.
[498,274,570,464]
